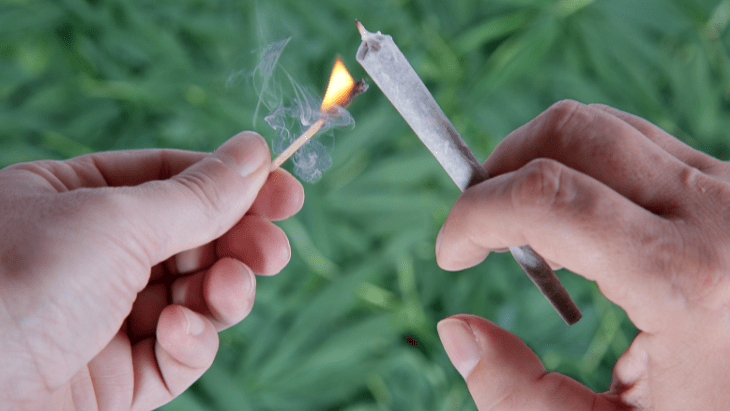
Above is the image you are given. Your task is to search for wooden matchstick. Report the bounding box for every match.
[356,21,582,325]
[270,118,326,170]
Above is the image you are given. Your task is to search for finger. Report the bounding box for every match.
[216,214,291,276]
[164,243,216,275]
[86,331,134,409]
[483,100,693,216]
[491,247,565,270]
[74,149,207,187]
[65,368,96,410]
[488,248,563,270]
[436,158,685,326]
[162,168,302,277]
[545,258,563,271]
[121,132,271,264]
[170,257,256,331]
[589,104,726,175]
[161,168,301,276]
[14,149,207,192]
[249,168,305,221]
[131,306,218,410]
[202,258,256,329]
[437,315,623,411]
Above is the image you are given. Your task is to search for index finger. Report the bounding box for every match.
[483,101,692,217]
[436,159,687,332]
[590,104,727,177]
[248,168,304,221]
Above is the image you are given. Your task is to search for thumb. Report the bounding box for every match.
[437,315,620,410]
[126,131,271,263]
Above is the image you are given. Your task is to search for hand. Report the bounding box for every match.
[0,132,304,411]
[435,101,730,410]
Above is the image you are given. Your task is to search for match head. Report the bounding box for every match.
[320,57,367,113]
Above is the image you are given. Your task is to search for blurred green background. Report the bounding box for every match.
[2,0,729,409]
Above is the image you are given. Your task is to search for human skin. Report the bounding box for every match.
[0,132,304,410]
[435,101,730,410]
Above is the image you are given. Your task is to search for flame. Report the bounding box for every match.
[320,56,355,112]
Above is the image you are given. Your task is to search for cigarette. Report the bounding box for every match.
[355,21,582,325]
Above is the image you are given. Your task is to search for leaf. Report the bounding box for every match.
[456,10,534,53]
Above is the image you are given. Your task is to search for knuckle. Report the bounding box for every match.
[645,229,686,302]
[536,100,614,155]
[540,373,575,407]
[489,392,521,410]
[630,215,679,276]
[541,99,584,134]
[586,102,613,112]
[546,99,582,115]
[175,167,226,223]
[636,221,720,299]
[511,159,570,215]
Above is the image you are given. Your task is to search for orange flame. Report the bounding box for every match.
[320,57,356,112]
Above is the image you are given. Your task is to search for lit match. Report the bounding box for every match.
[355,21,582,325]
[270,57,367,170]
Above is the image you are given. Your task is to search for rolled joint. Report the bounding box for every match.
[511,245,583,325]
[355,21,383,60]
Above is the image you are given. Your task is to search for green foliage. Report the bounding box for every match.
[2,0,729,409]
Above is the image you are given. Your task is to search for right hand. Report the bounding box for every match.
[435,101,730,409]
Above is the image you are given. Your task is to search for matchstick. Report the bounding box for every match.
[356,21,582,325]
[270,118,326,170]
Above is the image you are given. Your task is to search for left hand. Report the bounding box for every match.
[435,101,730,409]
[0,132,304,410]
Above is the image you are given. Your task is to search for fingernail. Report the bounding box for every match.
[182,307,206,336]
[215,132,269,177]
[435,226,444,255]
[242,262,256,299]
[437,318,481,380]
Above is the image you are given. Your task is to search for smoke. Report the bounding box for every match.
[227,38,354,183]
